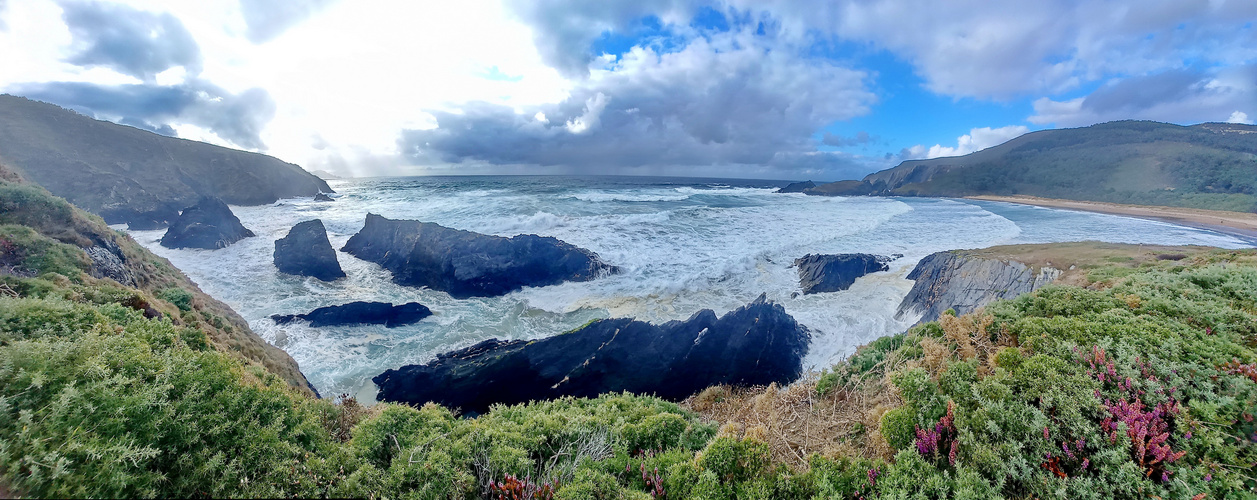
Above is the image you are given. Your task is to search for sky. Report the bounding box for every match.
[0,0,1253,181]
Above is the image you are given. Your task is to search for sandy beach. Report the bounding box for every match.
[967,195,1257,244]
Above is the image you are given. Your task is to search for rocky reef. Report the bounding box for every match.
[897,250,1061,323]
[373,294,809,415]
[776,180,816,193]
[274,219,345,281]
[795,253,898,294]
[341,214,618,298]
[271,301,432,328]
[159,197,255,249]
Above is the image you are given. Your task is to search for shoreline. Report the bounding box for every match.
[965,195,1257,245]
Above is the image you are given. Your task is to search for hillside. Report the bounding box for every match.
[3,165,1255,500]
[0,95,332,229]
[860,120,1257,212]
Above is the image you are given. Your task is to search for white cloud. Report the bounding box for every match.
[1029,66,1257,127]
[908,125,1029,159]
[1228,111,1253,125]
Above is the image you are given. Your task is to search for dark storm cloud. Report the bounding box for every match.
[1032,65,1256,126]
[14,80,276,150]
[400,34,877,177]
[821,131,873,147]
[59,0,202,81]
[238,0,338,44]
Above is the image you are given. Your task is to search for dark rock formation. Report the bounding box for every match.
[341,214,618,298]
[795,253,897,294]
[85,245,136,286]
[373,294,809,415]
[897,251,1061,323]
[804,180,874,197]
[272,301,432,328]
[776,180,816,193]
[159,197,255,249]
[0,95,332,228]
[314,193,334,202]
[273,219,344,281]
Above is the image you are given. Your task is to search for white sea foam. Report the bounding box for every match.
[129,177,1254,399]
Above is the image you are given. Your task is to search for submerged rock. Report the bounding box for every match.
[274,219,345,281]
[373,294,810,415]
[159,197,254,249]
[271,301,432,328]
[341,214,618,298]
[795,253,897,294]
[314,193,334,202]
[775,180,816,193]
[897,251,1061,323]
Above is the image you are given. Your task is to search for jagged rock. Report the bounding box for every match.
[776,180,816,193]
[85,245,136,286]
[795,253,897,294]
[341,214,618,298]
[804,180,874,197]
[274,219,344,281]
[159,197,255,249]
[896,251,1061,323]
[373,294,809,415]
[314,193,334,202]
[271,301,432,328]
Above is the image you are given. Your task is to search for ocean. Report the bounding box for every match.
[123,176,1254,400]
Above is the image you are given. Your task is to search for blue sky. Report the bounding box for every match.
[0,0,1253,180]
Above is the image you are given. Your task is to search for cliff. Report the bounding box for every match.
[895,241,1218,323]
[0,163,316,396]
[341,214,618,298]
[896,251,1061,323]
[373,294,809,415]
[0,95,332,228]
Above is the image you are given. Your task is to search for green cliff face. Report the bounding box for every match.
[862,120,1257,212]
[0,95,332,228]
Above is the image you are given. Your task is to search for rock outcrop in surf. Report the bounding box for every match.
[373,294,809,415]
[159,197,255,250]
[341,214,617,298]
[274,219,345,281]
[795,253,898,294]
[271,301,432,328]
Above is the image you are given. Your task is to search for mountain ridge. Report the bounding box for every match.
[0,95,332,228]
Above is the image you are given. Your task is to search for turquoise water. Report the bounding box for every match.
[124,176,1253,400]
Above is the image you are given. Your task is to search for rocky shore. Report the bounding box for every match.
[373,294,809,415]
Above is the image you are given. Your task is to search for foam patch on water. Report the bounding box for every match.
[128,178,1254,399]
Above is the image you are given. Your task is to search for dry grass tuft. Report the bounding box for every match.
[684,369,906,468]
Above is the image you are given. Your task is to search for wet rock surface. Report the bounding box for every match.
[795,253,897,294]
[273,219,345,281]
[373,295,810,415]
[341,214,618,298]
[159,197,255,250]
[271,301,432,328]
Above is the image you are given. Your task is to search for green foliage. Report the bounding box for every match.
[156,286,194,311]
[0,224,89,278]
[880,407,917,451]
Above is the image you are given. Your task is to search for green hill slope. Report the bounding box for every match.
[862,120,1257,212]
[0,95,332,228]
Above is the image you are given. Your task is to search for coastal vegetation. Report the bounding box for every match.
[2,172,1255,498]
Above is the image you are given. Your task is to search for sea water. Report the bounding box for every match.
[123,176,1253,400]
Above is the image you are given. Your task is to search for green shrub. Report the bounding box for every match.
[157,287,194,311]
[880,407,917,451]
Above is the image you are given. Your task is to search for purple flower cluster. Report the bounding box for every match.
[1102,397,1186,482]
[915,401,959,466]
